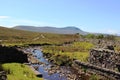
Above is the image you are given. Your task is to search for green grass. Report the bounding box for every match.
[43,42,94,52]
[42,41,94,65]
[70,52,89,62]
[57,52,89,62]
[2,63,43,80]
[72,42,94,51]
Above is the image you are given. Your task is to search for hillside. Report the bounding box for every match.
[0,26,79,45]
[13,25,87,34]
[1,26,120,80]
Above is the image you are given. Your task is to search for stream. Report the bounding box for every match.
[31,49,68,80]
[24,47,112,80]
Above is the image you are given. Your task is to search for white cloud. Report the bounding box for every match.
[9,19,53,27]
[105,29,119,35]
[0,17,58,28]
[0,16,10,19]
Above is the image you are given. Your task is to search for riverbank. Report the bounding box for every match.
[2,63,43,80]
[1,44,119,80]
[21,47,82,80]
[0,45,43,80]
[21,47,102,80]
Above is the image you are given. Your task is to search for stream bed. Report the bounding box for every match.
[23,47,112,80]
[23,47,93,80]
[31,49,69,80]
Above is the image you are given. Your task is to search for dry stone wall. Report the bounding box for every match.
[74,60,120,80]
[89,47,120,71]
[0,71,7,80]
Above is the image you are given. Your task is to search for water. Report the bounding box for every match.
[32,49,67,80]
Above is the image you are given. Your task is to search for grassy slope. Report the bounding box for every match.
[0,26,79,46]
[2,63,43,80]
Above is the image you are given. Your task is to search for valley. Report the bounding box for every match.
[0,26,120,80]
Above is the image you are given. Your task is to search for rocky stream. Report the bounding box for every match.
[25,47,80,80]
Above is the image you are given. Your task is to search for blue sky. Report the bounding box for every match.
[0,0,120,34]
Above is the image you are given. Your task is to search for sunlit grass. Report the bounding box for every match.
[43,42,94,52]
[2,63,43,80]
[42,41,93,65]
[70,52,89,62]
[72,41,94,51]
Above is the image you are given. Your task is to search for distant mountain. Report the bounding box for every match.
[13,26,87,34]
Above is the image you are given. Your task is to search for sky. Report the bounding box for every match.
[0,0,120,34]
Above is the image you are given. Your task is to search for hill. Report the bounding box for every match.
[13,26,87,34]
[0,26,79,45]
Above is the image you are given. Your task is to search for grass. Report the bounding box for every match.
[57,52,89,62]
[2,63,43,80]
[0,26,79,46]
[42,41,94,66]
[72,42,94,51]
[43,41,94,52]
[71,52,89,62]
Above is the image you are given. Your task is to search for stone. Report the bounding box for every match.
[89,48,120,71]
[0,71,7,80]
[103,45,114,51]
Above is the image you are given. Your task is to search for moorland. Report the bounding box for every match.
[0,26,120,80]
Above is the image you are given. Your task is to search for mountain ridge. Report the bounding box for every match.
[13,26,87,34]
